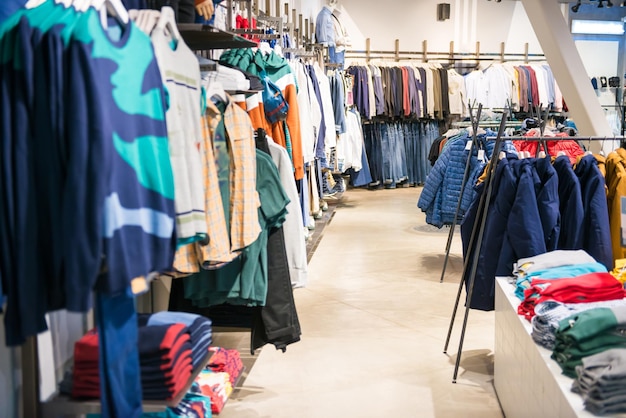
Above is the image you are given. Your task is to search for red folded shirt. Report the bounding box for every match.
[518,272,626,320]
[208,347,244,385]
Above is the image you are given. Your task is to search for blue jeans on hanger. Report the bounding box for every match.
[395,123,408,183]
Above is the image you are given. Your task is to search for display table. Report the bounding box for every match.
[494,277,595,418]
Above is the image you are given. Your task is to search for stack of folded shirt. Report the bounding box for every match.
[514,250,603,300]
[202,64,250,92]
[142,383,212,418]
[138,312,213,369]
[72,323,193,401]
[553,306,626,377]
[139,323,193,400]
[207,347,244,385]
[532,299,626,349]
[518,272,626,321]
[572,348,626,415]
[195,369,233,414]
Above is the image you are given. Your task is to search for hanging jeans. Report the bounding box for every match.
[96,287,142,418]
[364,123,383,185]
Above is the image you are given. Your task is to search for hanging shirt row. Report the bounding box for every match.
[464,63,564,112]
[345,61,565,121]
[0,2,304,416]
[346,63,466,120]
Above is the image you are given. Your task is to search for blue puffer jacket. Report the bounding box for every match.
[418,134,494,228]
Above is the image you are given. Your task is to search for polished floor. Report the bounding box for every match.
[219,187,503,418]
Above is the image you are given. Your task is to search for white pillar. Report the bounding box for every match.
[520,0,612,136]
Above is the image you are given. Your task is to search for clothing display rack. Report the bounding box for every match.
[16,16,259,417]
[439,103,484,284]
[345,39,545,64]
[439,105,551,284]
[442,129,626,382]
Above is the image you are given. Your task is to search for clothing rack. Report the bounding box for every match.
[439,104,484,284]
[346,39,544,64]
[443,110,509,383]
[443,131,626,382]
[439,103,548,284]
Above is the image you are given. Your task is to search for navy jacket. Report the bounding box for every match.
[497,159,547,277]
[534,157,561,251]
[553,155,584,249]
[461,154,518,311]
[575,154,613,269]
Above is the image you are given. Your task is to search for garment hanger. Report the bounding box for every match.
[130,9,160,34]
[156,7,181,43]
[91,0,130,27]
[24,0,49,8]
[599,137,606,157]
[204,79,227,103]
[259,41,273,56]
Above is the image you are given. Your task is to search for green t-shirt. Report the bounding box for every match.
[183,149,289,307]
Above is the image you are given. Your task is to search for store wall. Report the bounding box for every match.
[338,0,543,56]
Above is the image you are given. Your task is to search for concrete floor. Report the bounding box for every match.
[217,187,503,418]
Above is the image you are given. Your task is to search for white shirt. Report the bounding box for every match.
[267,137,309,287]
[152,25,206,241]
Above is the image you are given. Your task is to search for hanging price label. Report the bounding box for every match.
[465,140,472,150]
[477,149,485,162]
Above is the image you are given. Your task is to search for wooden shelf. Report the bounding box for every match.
[178,24,256,51]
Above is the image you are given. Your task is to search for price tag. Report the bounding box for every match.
[465,140,472,150]
[477,149,485,162]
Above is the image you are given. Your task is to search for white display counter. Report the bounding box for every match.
[494,277,597,418]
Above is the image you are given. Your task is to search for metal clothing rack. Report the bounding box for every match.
[442,127,626,382]
[439,104,484,284]
[439,105,554,284]
[345,39,545,65]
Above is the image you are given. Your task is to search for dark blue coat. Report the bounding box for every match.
[553,155,584,249]
[534,157,560,251]
[575,154,613,269]
[461,154,518,311]
[497,159,547,276]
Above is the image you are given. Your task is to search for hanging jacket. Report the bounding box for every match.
[418,134,490,228]
[219,49,304,180]
[575,154,613,270]
[534,157,560,251]
[512,131,584,164]
[553,155,584,250]
[497,159,547,277]
[605,149,626,263]
[461,154,519,311]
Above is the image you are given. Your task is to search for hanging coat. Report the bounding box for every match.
[461,154,519,311]
[575,154,613,270]
[553,155,584,250]
[534,157,560,251]
[497,159,547,276]
[606,149,626,263]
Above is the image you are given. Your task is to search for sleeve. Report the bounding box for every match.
[62,38,111,312]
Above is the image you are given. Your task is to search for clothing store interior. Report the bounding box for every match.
[3,0,626,416]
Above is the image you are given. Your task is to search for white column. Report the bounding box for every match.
[520,0,612,136]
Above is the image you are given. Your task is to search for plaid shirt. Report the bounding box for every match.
[218,95,261,252]
[173,95,260,274]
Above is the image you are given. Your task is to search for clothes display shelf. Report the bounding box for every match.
[178,24,256,50]
[494,277,597,418]
[40,350,217,418]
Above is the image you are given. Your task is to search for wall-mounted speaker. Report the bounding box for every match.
[437,3,450,21]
